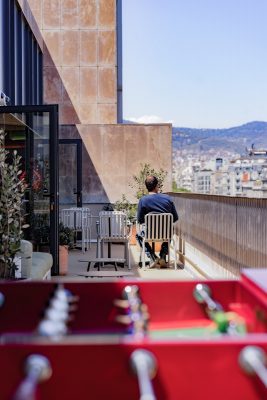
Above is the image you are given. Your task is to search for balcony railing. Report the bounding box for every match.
[170,193,267,276]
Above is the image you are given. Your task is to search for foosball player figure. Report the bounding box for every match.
[113,285,150,337]
[193,283,247,335]
[37,284,79,339]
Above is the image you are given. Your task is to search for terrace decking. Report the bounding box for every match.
[51,243,195,281]
[51,192,267,282]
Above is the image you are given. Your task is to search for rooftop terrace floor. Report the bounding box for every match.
[51,243,196,282]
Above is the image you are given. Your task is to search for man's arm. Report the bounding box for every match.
[171,201,179,222]
[137,199,146,224]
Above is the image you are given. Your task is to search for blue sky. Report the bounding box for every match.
[122,0,267,129]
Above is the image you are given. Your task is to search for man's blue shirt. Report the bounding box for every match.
[137,193,178,224]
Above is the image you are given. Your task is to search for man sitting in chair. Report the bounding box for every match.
[136,175,179,268]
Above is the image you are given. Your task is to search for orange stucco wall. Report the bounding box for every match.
[25,0,117,125]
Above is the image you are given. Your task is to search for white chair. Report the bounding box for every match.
[97,211,132,269]
[61,207,92,253]
[139,213,177,269]
[80,208,92,250]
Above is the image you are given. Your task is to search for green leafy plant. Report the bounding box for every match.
[113,194,137,223]
[59,222,74,249]
[114,164,168,222]
[0,130,27,279]
[32,214,50,248]
[172,180,191,193]
[130,163,168,200]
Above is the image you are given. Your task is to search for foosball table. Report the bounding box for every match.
[0,269,267,400]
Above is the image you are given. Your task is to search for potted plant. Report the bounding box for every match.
[59,222,74,275]
[0,130,28,279]
[114,194,137,223]
[113,194,137,245]
[130,162,168,200]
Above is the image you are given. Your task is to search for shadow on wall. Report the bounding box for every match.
[59,125,109,204]
[43,42,109,204]
[43,36,113,204]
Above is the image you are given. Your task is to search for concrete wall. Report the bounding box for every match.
[60,123,172,203]
[22,0,173,203]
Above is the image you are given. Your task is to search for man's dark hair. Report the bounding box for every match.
[145,175,158,192]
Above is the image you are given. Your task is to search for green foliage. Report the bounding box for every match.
[59,222,74,248]
[114,163,168,221]
[113,194,137,222]
[130,163,168,200]
[32,214,50,246]
[172,180,191,193]
[0,130,27,279]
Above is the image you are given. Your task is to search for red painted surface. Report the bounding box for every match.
[1,341,267,400]
[0,271,266,399]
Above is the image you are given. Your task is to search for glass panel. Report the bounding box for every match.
[31,112,51,251]
[0,112,51,252]
[59,143,77,207]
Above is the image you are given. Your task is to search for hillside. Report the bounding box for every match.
[172,121,267,154]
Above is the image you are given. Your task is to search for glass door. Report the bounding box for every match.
[0,105,59,274]
[59,139,82,208]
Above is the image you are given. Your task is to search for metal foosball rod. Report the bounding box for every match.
[13,354,52,400]
[193,283,223,313]
[130,349,158,400]
[193,283,245,334]
[239,346,267,389]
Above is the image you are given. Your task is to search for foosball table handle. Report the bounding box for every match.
[13,354,52,400]
[239,346,267,389]
[130,349,157,400]
[193,283,222,312]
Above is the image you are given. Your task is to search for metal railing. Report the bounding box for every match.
[170,193,267,276]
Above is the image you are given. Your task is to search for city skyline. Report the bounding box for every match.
[122,0,267,129]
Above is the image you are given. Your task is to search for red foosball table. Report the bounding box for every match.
[0,269,267,400]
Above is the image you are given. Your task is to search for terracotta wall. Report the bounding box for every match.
[25,0,117,125]
[17,0,44,49]
[60,124,172,203]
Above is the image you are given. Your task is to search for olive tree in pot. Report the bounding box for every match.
[130,162,168,200]
[59,222,74,275]
[0,130,27,279]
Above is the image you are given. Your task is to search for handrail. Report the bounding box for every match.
[170,193,267,275]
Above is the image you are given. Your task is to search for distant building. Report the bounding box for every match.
[192,169,212,194]
[175,146,267,198]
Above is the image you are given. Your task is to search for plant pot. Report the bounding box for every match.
[130,224,137,245]
[59,245,69,276]
[153,242,162,252]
